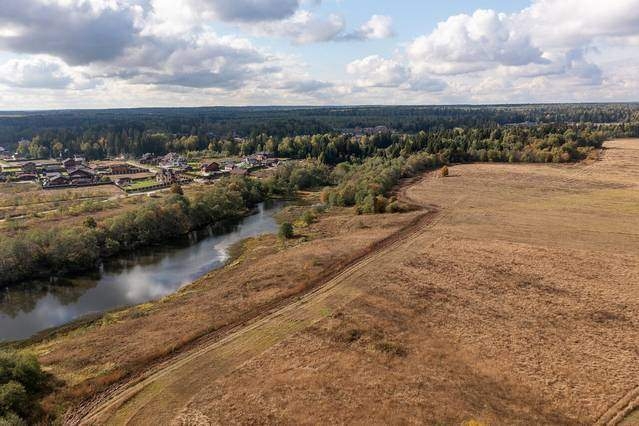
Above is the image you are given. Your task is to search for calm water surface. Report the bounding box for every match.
[0,202,283,342]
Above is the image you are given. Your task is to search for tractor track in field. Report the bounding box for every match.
[595,386,639,426]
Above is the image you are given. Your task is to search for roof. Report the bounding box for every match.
[68,166,97,176]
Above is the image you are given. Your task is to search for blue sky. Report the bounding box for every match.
[0,0,637,109]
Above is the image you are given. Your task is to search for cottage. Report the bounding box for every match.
[200,161,220,173]
[21,162,36,174]
[156,168,177,184]
[70,178,94,186]
[264,158,279,167]
[73,155,86,165]
[255,152,273,162]
[115,177,132,187]
[62,158,76,169]
[230,168,248,177]
[109,163,132,174]
[42,164,65,173]
[46,173,70,186]
[243,157,260,167]
[68,167,97,180]
[16,173,37,181]
[223,162,236,172]
[159,152,187,169]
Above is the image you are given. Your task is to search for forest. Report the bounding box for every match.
[1,104,638,158]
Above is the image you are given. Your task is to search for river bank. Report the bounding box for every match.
[0,200,287,343]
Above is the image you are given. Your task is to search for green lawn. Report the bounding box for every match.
[128,178,160,190]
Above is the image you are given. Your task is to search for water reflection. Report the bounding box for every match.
[0,202,283,342]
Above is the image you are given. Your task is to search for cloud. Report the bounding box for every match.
[0,0,141,65]
[277,79,332,93]
[195,0,302,22]
[250,12,394,44]
[0,57,74,89]
[346,55,408,88]
[407,9,546,76]
[256,10,345,44]
[92,31,275,89]
[518,0,639,48]
[340,15,395,41]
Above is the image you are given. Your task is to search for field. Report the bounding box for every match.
[24,139,639,424]
[0,183,124,226]
[0,180,207,236]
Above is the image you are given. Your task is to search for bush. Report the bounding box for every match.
[83,216,97,228]
[0,351,47,424]
[170,183,184,195]
[278,222,294,239]
[300,210,316,226]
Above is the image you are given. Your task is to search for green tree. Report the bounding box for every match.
[278,222,294,239]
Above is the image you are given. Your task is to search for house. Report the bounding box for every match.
[230,168,248,177]
[139,153,156,164]
[45,173,70,186]
[243,157,260,167]
[62,158,76,169]
[16,173,37,181]
[73,155,86,165]
[42,164,65,173]
[200,161,220,173]
[109,163,133,174]
[68,167,97,180]
[115,177,132,187]
[159,152,187,169]
[70,178,94,186]
[264,158,279,168]
[21,162,36,174]
[223,162,236,172]
[255,152,273,162]
[156,168,177,184]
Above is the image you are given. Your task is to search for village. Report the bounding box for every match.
[0,149,279,193]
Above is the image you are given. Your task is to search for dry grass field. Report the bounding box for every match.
[36,139,639,424]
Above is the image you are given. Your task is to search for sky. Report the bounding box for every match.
[0,0,637,110]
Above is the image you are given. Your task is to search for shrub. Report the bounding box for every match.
[170,183,184,195]
[278,222,294,239]
[300,210,316,226]
[0,351,47,424]
[83,216,97,228]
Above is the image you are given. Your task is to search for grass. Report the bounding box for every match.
[127,178,160,190]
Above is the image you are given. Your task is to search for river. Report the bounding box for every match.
[0,201,284,342]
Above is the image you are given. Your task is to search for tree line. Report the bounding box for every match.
[2,104,638,159]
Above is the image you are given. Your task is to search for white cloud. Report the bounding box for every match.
[346,55,408,88]
[0,56,90,89]
[340,14,394,41]
[407,9,546,76]
[248,12,394,44]
[255,10,345,44]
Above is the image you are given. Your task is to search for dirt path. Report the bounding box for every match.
[597,386,639,426]
[67,200,453,425]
